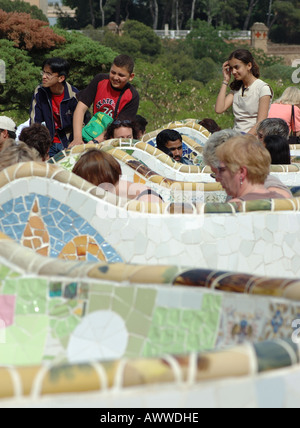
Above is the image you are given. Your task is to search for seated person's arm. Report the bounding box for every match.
[68,101,88,147]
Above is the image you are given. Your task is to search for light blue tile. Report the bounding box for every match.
[3,213,19,225]
[43,214,56,227]
[255,377,285,408]
[25,194,35,210]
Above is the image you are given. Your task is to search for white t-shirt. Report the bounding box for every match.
[232,79,273,133]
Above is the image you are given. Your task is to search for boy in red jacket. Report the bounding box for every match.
[69,54,139,147]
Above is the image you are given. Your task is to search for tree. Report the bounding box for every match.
[0,0,48,22]
[0,39,40,112]
[0,11,65,51]
[102,19,162,59]
[185,19,233,63]
[269,0,300,44]
[243,0,259,30]
[49,29,118,89]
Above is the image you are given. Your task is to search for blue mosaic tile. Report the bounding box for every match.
[63,232,77,243]
[38,195,50,209]
[25,195,35,210]
[0,194,123,263]
[58,216,74,231]
[54,240,65,253]
[3,213,19,225]
[2,201,13,212]
[87,253,100,262]
[53,211,64,223]
[48,226,63,241]
[73,217,85,229]
[13,224,26,240]
[49,199,60,210]
[79,223,97,236]
[43,214,56,227]
[3,226,14,237]
[60,204,71,213]
[19,212,30,223]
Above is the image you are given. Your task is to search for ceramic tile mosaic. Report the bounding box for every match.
[1,162,300,279]
[1,232,300,371]
[1,129,300,406]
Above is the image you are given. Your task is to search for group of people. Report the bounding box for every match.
[0,48,299,204]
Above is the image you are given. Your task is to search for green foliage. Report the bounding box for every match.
[269,1,300,44]
[101,20,162,60]
[261,64,295,86]
[0,0,48,21]
[0,39,40,118]
[134,59,227,130]
[48,28,118,89]
[186,20,233,63]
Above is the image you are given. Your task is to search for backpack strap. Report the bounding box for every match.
[290,105,297,136]
[113,83,130,120]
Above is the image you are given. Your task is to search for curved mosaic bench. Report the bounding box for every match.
[2,161,300,278]
[0,338,300,408]
[0,233,300,407]
[48,144,226,204]
[141,120,210,147]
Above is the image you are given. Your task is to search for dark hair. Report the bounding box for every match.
[113,55,135,74]
[156,129,182,154]
[135,115,148,134]
[19,123,52,161]
[264,134,291,165]
[104,119,138,140]
[228,49,260,91]
[42,57,70,79]
[72,149,121,186]
[198,118,221,134]
[7,130,16,139]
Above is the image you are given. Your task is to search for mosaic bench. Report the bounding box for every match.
[48,144,226,204]
[0,232,300,407]
[141,120,210,147]
[1,161,300,280]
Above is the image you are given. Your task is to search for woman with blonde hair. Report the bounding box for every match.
[214,134,290,202]
[268,86,300,136]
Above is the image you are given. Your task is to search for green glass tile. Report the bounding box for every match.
[88,294,112,313]
[115,287,136,307]
[55,315,80,339]
[0,315,48,366]
[152,308,167,326]
[125,335,145,357]
[49,282,62,298]
[167,309,182,327]
[49,302,71,318]
[143,293,222,357]
[78,283,89,299]
[90,283,114,294]
[64,282,78,299]
[0,265,15,280]
[135,288,157,316]
[126,309,152,336]
[111,298,132,319]
[3,278,47,315]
